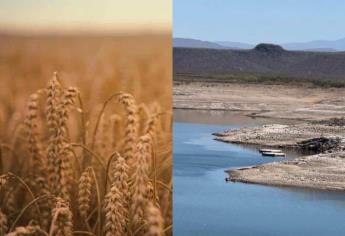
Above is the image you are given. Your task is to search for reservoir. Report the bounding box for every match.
[173,109,345,236]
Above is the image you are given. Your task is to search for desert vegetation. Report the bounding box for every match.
[174,46,345,83]
[0,35,171,236]
[174,74,345,88]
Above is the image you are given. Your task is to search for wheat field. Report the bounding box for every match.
[0,34,172,236]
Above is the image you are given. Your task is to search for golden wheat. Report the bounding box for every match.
[6,225,44,236]
[131,134,151,230]
[0,209,7,236]
[50,197,73,236]
[0,74,171,235]
[145,202,164,236]
[0,34,171,236]
[0,175,9,192]
[104,182,126,236]
[78,167,93,219]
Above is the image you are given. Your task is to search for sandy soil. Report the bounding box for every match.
[228,153,345,191]
[214,123,345,148]
[174,82,345,121]
[214,119,345,191]
[174,81,345,191]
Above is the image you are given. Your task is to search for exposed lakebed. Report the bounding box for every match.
[173,110,345,236]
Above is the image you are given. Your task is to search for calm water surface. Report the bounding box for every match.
[173,110,345,236]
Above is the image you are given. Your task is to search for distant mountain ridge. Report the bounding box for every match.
[173,38,228,49]
[215,41,253,49]
[173,37,345,52]
[282,38,345,51]
[174,43,345,81]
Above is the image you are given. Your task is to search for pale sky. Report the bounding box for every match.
[174,0,345,44]
[0,0,171,33]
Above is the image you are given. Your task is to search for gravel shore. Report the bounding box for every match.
[216,122,345,191]
[228,153,345,191]
[214,123,345,148]
[174,81,345,121]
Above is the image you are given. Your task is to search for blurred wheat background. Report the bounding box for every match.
[0,34,171,124]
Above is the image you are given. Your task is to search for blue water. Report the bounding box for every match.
[174,121,345,236]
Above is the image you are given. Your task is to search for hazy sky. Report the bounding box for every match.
[174,0,345,44]
[0,0,171,33]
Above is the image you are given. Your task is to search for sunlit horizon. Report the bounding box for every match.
[0,0,171,34]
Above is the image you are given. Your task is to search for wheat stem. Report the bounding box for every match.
[91,92,122,151]
[9,194,48,232]
[73,231,95,236]
[70,143,108,175]
[8,173,42,221]
[75,92,89,168]
[103,151,119,192]
[90,168,101,236]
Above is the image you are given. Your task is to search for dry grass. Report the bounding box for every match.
[0,34,171,236]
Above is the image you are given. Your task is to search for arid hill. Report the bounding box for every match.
[174,44,345,81]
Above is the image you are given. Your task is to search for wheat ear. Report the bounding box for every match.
[118,93,138,163]
[0,209,7,236]
[104,153,129,236]
[24,92,44,171]
[131,134,151,228]
[6,225,45,236]
[110,153,129,200]
[46,73,76,200]
[104,184,126,236]
[46,72,64,194]
[24,91,52,229]
[0,174,9,192]
[145,202,164,236]
[77,167,93,219]
[58,87,78,195]
[50,197,73,236]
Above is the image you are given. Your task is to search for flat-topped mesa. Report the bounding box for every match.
[253,43,286,55]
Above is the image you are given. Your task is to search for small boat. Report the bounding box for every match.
[261,151,286,157]
[259,148,283,153]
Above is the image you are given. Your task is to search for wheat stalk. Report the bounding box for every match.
[24,92,44,169]
[46,73,76,201]
[0,209,8,236]
[24,91,52,229]
[103,152,129,236]
[110,114,122,150]
[144,113,159,138]
[3,187,16,215]
[78,167,93,219]
[145,202,164,236]
[6,225,45,236]
[118,93,138,163]
[104,183,126,236]
[0,174,9,192]
[131,134,151,229]
[110,153,129,194]
[50,197,73,236]
[46,72,64,194]
[1,71,171,235]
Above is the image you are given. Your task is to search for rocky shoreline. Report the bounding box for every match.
[214,122,345,151]
[227,153,345,191]
[214,120,345,191]
[174,81,345,121]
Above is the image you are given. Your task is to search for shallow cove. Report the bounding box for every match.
[173,109,345,236]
